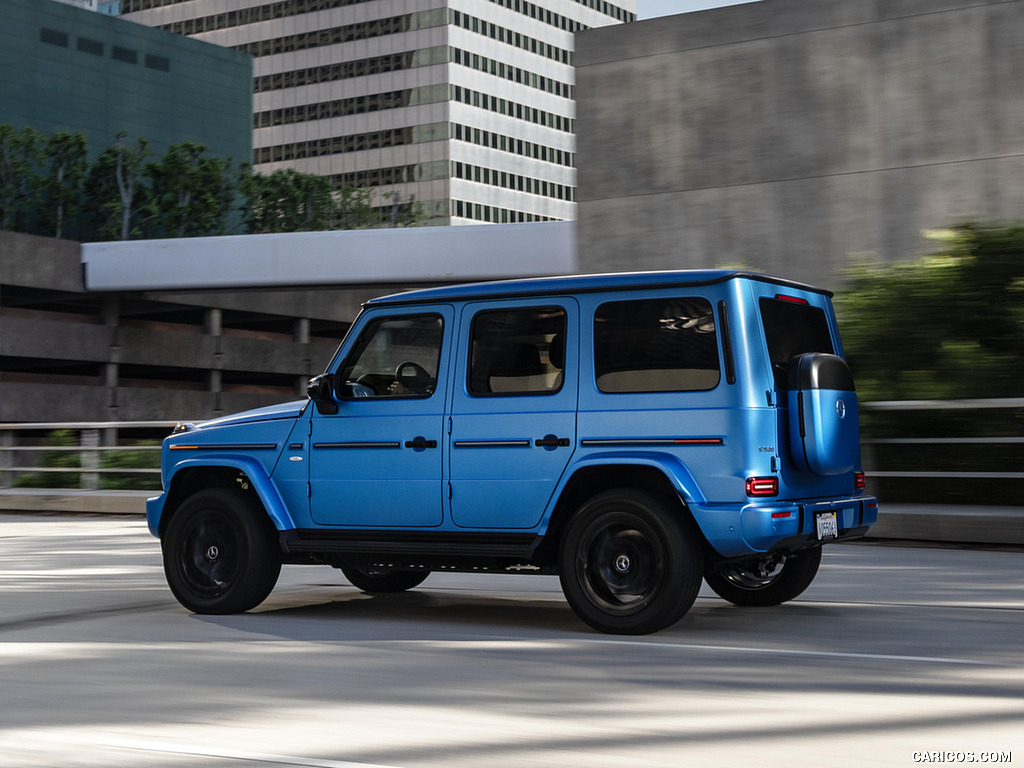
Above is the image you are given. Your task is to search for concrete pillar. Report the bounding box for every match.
[81,428,100,491]
[295,317,311,395]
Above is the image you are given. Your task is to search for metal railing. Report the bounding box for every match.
[0,421,177,491]
[861,398,1024,482]
[2,399,1023,492]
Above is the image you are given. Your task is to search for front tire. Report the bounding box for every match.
[705,547,822,607]
[162,487,281,614]
[341,566,430,593]
[559,489,703,635]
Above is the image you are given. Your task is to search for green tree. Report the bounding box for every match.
[837,223,1024,403]
[337,184,381,229]
[86,132,151,240]
[239,167,336,233]
[0,124,43,231]
[41,130,88,239]
[146,141,234,237]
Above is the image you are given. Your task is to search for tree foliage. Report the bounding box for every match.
[836,223,1024,402]
[42,130,88,239]
[0,125,43,231]
[0,123,407,241]
[146,141,234,238]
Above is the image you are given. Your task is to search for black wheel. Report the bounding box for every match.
[558,489,703,635]
[341,566,430,593]
[162,487,281,614]
[705,546,822,607]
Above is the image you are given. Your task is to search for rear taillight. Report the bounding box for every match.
[746,476,779,497]
[854,471,866,491]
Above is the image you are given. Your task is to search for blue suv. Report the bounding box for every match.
[148,270,877,634]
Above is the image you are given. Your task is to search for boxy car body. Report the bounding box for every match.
[147,270,877,634]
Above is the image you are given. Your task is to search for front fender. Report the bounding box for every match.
[148,456,297,538]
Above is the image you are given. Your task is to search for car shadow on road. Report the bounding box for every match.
[193,585,589,640]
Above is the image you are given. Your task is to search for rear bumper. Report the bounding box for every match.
[693,495,878,558]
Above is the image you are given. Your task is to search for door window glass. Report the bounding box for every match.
[339,314,443,398]
[594,297,719,393]
[468,307,567,396]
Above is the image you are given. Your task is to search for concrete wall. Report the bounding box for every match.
[574,0,1024,288]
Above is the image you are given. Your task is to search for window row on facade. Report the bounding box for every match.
[254,121,574,170]
[452,47,574,100]
[220,9,573,68]
[451,9,572,66]
[452,123,574,168]
[451,200,560,224]
[483,0,634,30]
[319,160,573,207]
[125,0,632,32]
[253,85,444,128]
[39,27,170,71]
[253,83,574,135]
[453,161,575,203]
[224,9,446,58]
[452,84,575,133]
[253,46,446,94]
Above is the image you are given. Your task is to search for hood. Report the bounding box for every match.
[191,400,308,431]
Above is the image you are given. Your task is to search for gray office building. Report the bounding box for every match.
[121,0,637,225]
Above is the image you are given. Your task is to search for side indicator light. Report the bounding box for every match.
[855,471,866,491]
[746,476,779,497]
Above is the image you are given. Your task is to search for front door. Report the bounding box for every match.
[448,299,578,529]
[309,307,452,527]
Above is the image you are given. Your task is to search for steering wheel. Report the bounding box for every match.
[394,361,432,394]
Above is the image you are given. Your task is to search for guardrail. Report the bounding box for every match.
[2,399,1023,494]
[0,421,177,491]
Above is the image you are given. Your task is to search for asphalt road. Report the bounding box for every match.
[1,513,1022,768]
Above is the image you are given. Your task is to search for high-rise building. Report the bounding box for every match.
[120,0,636,225]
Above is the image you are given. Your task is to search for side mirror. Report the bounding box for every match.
[306,373,338,414]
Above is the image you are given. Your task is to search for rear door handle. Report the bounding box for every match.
[535,435,571,448]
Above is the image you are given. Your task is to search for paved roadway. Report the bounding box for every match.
[1,513,1022,768]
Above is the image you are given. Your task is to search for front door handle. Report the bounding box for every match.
[535,434,571,449]
[404,437,438,450]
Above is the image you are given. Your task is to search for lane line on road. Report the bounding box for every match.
[50,734,403,768]
[567,638,1011,666]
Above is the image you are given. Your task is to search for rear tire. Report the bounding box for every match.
[559,489,703,635]
[162,487,281,614]
[705,547,822,607]
[341,567,430,593]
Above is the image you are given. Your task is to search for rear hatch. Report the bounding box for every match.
[757,289,860,500]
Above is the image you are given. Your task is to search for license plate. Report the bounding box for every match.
[815,511,838,540]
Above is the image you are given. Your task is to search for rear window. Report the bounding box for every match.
[594,297,720,393]
[759,297,835,388]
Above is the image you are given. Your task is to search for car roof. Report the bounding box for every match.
[365,269,831,307]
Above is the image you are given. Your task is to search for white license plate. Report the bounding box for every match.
[815,511,839,540]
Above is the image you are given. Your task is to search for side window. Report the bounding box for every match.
[339,314,443,398]
[468,306,567,396]
[594,297,720,393]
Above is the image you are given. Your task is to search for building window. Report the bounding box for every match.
[112,46,138,64]
[145,54,170,71]
[77,37,104,56]
[40,28,69,48]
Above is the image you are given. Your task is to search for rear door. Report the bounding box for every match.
[448,298,578,529]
